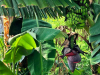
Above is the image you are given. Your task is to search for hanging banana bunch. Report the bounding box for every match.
[65,0,90,29]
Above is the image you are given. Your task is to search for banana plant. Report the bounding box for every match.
[0,18,68,75]
[57,0,100,74]
[1,0,100,74]
[64,0,100,74]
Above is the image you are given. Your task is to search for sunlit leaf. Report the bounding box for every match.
[3,48,22,63]
[4,33,36,63]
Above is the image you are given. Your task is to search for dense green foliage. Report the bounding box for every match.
[0,0,100,75]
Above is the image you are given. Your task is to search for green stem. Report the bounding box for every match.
[87,15,94,27]
[84,15,95,35]
[12,51,15,74]
[12,61,15,74]
[39,42,43,75]
[16,64,19,75]
[34,12,39,27]
[12,47,17,74]
[84,26,90,35]
[0,39,4,60]
[70,35,74,49]
[33,7,39,27]
[10,63,12,71]
[70,28,75,49]
[2,48,4,59]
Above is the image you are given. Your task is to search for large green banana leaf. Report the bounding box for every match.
[9,19,68,43]
[27,27,68,42]
[9,19,52,35]
[7,18,68,75]
[89,16,100,37]
[0,60,14,75]
[0,0,79,9]
[28,40,56,75]
[0,0,80,18]
[91,52,100,65]
[21,19,52,32]
[91,3,100,19]
[89,6,100,65]
[4,33,36,63]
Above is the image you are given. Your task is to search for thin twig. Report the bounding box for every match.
[56,51,68,72]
